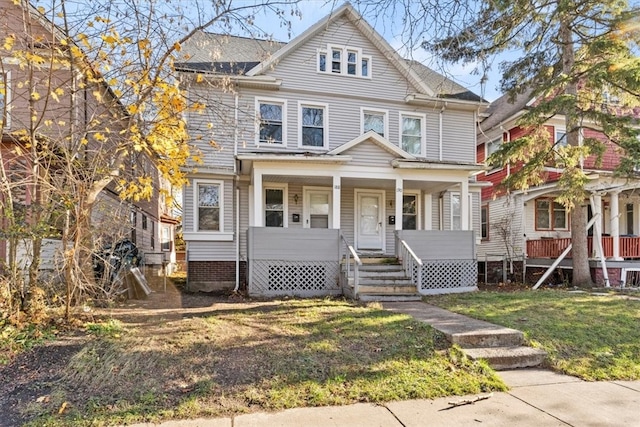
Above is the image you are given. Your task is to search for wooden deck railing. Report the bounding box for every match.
[525,236,640,259]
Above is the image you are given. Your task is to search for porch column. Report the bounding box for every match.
[592,193,602,258]
[460,180,469,230]
[332,175,341,229]
[610,190,622,260]
[252,170,263,227]
[395,178,403,231]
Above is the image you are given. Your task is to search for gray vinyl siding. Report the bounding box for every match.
[431,196,441,230]
[187,240,236,262]
[343,142,396,167]
[341,187,355,245]
[185,88,236,170]
[397,230,475,259]
[265,16,418,103]
[477,194,525,259]
[248,228,340,262]
[441,109,475,163]
[425,113,440,160]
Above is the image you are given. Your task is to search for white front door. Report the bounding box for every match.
[304,188,331,228]
[356,190,384,250]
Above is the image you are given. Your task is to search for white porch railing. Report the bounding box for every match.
[395,232,423,294]
[340,233,362,297]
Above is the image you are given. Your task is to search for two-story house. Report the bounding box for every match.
[177,3,488,298]
[477,90,640,287]
[0,0,176,279]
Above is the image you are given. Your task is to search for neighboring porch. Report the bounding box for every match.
[526,236,640,259]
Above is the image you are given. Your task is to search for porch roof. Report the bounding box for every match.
[236,153,352,163]
[391,158,485,172]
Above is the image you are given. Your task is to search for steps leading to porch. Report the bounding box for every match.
[343,257,422,302]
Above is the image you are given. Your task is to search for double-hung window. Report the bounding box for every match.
[451,193,461,230]
[402,194,418,230]
[1,71,10,129]
[318,45,371,78]
[256,98,286,145]
[362,108,387,137]
[485,137,502,174]
[299,102,327,148]
[197,181,222,232]
[555,128,567,148]
[481,205,489,239]
[535,198,568,230]
[265,185,287,227]
[400,113,425,156]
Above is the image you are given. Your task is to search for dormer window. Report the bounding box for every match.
[318,45,371,78]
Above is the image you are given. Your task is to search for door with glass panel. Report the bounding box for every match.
[356,190,384,250]
[304,189,331,228]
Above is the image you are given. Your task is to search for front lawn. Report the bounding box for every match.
[23,298,505,426]
[428,290,640,381]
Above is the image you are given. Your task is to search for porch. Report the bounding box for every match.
[246,227,477,298]
[526,236,640,260]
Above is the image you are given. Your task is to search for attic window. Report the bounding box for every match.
[318,45,371,78]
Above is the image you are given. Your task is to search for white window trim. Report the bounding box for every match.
[451,192,461,231]
[361,107,388,137]
[255,97,288,147]
[555,126,567,147]
[303,186,332,229]
[402,190,421,230]
[399,112,426,157]
[264,183,288,228]
[317,45,372,79]
[1,70,11,129]
[298,101,329,149]
[188,179,231,241]
[485,136,502,175]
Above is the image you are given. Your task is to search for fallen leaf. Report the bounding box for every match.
[36,395,50,403]
[58,402,68,414]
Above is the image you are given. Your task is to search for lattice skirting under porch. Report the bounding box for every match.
[414,259,478,295]
[249,260,341,297]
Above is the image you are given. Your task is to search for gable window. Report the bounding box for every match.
[197,180,222,232]
[1,71,10,129]
[256,98,286,145]
[362,108,387,137]
[535,198,568,230]
[402,194,418,230]
[265,185,287,227]
[481,205,489,239]
[451,193,461,230]
[317,45,371,78]
[299,103,327,148]
[400,113,425,156]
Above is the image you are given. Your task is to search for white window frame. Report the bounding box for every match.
[399,112,426,157]
[1,70,11,129]
[451,192,461,230]
[485,137,502,175]
[264,183,288,228]
[255,97,287,147]
[298,101,329,149]
[184,179,233,241]
[361,107,388,138]
[161,226,171,251]
[317,45,372,79]
[481,204,489,240]
[402,191,421,230]
[555,127,567,148]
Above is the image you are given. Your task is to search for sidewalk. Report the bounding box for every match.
[127,302,640,427]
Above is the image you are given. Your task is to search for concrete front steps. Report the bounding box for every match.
[343,257,422,302]
[383,302,547,370]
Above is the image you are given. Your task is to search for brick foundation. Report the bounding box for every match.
[187,261,247,292]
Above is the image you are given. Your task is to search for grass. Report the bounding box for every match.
[0,319,57,365]
[427,290,640,381]
[27,299,506,426]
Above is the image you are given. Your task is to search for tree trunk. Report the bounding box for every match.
[571,204,593,287]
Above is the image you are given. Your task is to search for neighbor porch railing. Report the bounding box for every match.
[395,233,423,294]
[340,233,362,297]
[526,236,640,259]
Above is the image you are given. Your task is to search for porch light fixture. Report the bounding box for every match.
[294,194,299,204]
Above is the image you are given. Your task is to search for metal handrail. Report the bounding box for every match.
[340,233,362,297]
[396,233,423,294]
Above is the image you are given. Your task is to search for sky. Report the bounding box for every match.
[248,0,504,101]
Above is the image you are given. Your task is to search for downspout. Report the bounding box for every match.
[234,93,240,292]
[439,105,446,161]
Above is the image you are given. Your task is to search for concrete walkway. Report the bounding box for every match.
[127,302,640,427]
